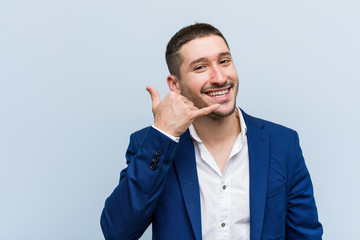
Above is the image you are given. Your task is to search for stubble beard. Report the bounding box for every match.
[179,81,238,119]
[202,81,238,118]
[209,102,236,118]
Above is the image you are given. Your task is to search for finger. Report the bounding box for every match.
[193,104,220,118]
[146,86,161,109]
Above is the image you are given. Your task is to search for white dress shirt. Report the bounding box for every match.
[189,108,250,240]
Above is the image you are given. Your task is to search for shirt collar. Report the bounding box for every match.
[189,107,247,143]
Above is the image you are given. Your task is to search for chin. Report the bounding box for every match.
[209,104,236,118]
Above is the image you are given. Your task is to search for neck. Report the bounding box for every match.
[192,109,241,146]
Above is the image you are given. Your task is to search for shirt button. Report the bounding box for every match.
[221,223,226,228]
[222,185,226,190]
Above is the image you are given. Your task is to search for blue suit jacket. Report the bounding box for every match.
[101,109,323,240]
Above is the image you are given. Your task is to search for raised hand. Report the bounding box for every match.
[146,86,220,137]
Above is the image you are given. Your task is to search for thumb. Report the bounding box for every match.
[146,86,161,109]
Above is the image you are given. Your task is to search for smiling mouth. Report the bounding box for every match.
[206,88,229,97]
[202,81,234,99]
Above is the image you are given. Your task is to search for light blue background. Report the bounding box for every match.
[1,0,359,239]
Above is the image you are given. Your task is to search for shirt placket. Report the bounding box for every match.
[218,164,231,240]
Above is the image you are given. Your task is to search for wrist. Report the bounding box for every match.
[152,125,180,142]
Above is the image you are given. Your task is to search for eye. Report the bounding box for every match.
[194,65,205,71]
[219,58,230,64]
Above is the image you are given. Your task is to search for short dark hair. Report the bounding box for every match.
[165,23,229,78]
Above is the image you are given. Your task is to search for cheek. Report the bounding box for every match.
[181,84,201,98]
[183,74,208,91]
[225,67,238,79]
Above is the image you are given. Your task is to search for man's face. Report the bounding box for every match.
[176,35,239,118]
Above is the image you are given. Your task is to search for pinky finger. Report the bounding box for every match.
[193,104,220,117]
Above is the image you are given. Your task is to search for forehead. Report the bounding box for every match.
[178,35,230,64]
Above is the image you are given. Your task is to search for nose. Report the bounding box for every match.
[209,64,226,86]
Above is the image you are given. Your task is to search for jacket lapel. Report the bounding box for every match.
[242,110,270,240]
[172,110,270,240]
[174,130,202,240]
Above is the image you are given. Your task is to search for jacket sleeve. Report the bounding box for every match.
[100,127,179,240]
[285,132,323,239]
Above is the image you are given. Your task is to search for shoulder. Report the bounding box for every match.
[240,108,299,141]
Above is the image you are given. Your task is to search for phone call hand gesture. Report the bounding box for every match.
[146,86,220,137]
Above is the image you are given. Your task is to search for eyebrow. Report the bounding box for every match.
[189,51,232,68]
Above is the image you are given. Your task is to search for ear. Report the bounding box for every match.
[167,75,181,93]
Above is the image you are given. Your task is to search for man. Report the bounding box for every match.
[101,23,323,240]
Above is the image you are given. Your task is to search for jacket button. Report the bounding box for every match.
[149,162,157,170]
[153,155,159,163]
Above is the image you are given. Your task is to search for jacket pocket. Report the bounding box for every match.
[262,179,286,239]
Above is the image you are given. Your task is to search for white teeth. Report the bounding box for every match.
[207,89,229,97]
